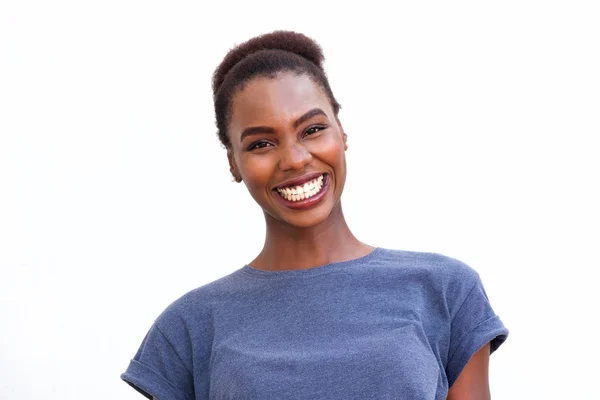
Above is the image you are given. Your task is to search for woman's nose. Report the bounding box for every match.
[278,143,313,171]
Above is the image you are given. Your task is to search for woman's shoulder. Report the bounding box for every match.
[375,247,480,283]
[373,247,485,307]
[375,247,490,320]
[152,268,248,330]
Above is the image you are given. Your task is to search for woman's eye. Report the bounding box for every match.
[305,125,326,136]
[248,141,272,151]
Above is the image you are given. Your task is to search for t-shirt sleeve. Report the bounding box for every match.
[120,323,194,400]
[446,271,508,388]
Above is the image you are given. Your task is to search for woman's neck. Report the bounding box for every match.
[249,202,374,271]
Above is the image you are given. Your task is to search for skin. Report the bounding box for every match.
[227,72,373,270]
[153,72,490,400]
[448,343,491,399]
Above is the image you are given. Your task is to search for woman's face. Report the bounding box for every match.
[227,73,347,228]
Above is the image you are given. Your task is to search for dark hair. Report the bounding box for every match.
[212,30,341,148]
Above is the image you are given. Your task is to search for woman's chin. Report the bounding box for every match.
[286,211,331,228]
[265,201,334,229]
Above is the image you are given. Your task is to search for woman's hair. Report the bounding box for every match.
[212,30,341,148]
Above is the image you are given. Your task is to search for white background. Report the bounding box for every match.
[1,1,598,399]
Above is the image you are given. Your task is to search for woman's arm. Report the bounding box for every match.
[447,343,491,400]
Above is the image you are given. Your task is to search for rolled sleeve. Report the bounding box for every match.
[446,277,509,387]
[121,324,194,400]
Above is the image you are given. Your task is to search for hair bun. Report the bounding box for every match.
[212,30,325,96]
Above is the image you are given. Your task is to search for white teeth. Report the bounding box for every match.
[276,174,326,202]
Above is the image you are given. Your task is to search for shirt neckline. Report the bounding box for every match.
[240,247,384,279]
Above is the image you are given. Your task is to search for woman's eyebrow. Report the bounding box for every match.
[240,126,275,142]
[293,108,327,129]
[240,108,327,143]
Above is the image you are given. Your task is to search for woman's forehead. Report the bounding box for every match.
[230,74,332,129]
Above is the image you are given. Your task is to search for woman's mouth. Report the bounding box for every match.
[273,173,330,209]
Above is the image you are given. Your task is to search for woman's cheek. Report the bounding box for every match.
[309,133,346,164]
[241,155,275,189]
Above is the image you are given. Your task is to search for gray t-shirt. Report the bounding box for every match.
[121,247,508,400]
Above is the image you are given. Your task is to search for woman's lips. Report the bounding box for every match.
[273,173,330,210]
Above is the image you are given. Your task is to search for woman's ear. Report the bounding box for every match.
[227,149,242,183]
[336,117,348,151]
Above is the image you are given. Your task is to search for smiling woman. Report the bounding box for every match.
[228,73,347,230]
[120,31,508,399]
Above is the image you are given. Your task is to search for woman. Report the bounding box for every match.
[121,31,508,400]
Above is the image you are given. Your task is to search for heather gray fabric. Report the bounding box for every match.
[121,247,508,400]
